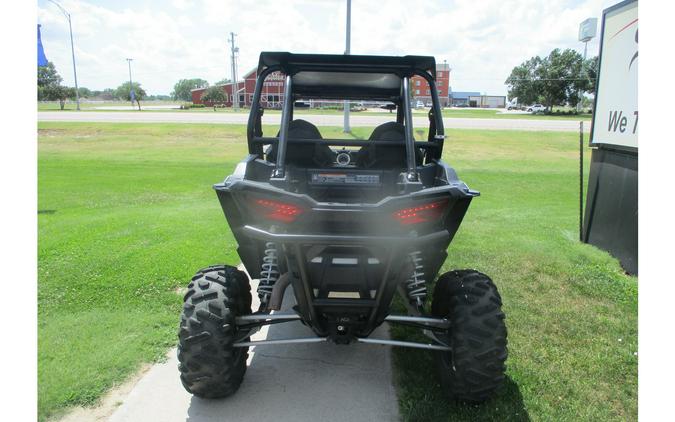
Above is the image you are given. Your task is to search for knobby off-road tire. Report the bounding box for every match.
[178,265,252,398]
[431,269,508,402]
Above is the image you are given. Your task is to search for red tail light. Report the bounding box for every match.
[252,198,304,223]
[392,200,449,225]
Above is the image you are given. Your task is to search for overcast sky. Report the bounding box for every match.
[37,0,619,96]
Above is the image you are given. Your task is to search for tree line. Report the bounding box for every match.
[37,63,232,108]
[505,48,598,112]
[37,62,169,109]
[169,78,231,101]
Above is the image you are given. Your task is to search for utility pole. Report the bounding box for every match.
[126,58,135,110]
[228,32,239,111]
[47,0,80,110]
[343,0,351,133]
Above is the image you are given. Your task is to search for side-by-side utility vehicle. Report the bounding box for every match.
[178,52,508,402]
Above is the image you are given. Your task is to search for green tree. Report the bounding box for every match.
[38,62,62,87]
[542,48,588,109]
[37,62,78,109]
[77,87,92,98]
[584,56,599,95]
[42,85,77,110]
[214,78,231,86]
[147,94,172,101]
[201,86,227,107]
[505,48,591,111]
[115,81,147,110]
[171,78,209,101]
[100,88,116,100]
[504,56,543,106]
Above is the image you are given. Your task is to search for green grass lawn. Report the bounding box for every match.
[38,122,635,421]
[390,131,636,420]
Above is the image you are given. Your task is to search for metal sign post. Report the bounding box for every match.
[579,121,584,241]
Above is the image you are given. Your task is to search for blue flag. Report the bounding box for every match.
[130,88,136,102]
[38,24,48,67]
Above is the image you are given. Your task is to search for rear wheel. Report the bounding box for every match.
[178,265,252,398]
[431,270,507,402]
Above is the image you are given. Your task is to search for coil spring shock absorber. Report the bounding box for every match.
[404,251,426,308]
[258,242,279,306]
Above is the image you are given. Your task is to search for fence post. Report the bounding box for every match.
[579,121,584,242]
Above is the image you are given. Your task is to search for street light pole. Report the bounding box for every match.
[343,0,351,133]
[47,0,80,110]
[228,32,239,111]
[577,18,597,113]
[577,40,590,113]
[126,58,135,109]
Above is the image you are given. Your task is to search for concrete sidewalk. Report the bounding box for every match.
[108,279,399,422]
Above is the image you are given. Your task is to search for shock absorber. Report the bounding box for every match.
[404,251,427,308]
[258,242,279,307]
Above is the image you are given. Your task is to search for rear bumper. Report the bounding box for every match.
[241,224,450,245]
[214,176,473,340]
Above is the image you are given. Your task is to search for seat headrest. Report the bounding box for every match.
[286,119,323,139]
[369,122,405,142]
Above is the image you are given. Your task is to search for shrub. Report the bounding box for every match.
[179,103,205,109]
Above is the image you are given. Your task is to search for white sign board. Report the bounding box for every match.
[591,0,638,150]
[579,18,598,42]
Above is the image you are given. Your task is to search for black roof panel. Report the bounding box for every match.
[257,52,437,100]
[257,52,436,77]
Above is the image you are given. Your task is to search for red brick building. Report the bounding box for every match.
[411,62,451,106]
[193,61,451,107]
[192,68,286,108]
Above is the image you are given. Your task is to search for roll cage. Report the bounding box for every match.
[246,52,446,184]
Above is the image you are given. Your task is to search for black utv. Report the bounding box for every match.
[178,52,507,403]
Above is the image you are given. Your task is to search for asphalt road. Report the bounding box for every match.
[38,111,589,132]
[107,276,399,422]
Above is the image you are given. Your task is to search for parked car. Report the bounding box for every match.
[527,104,546,113]
[415,100,424,109]
[350,102,366,112]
